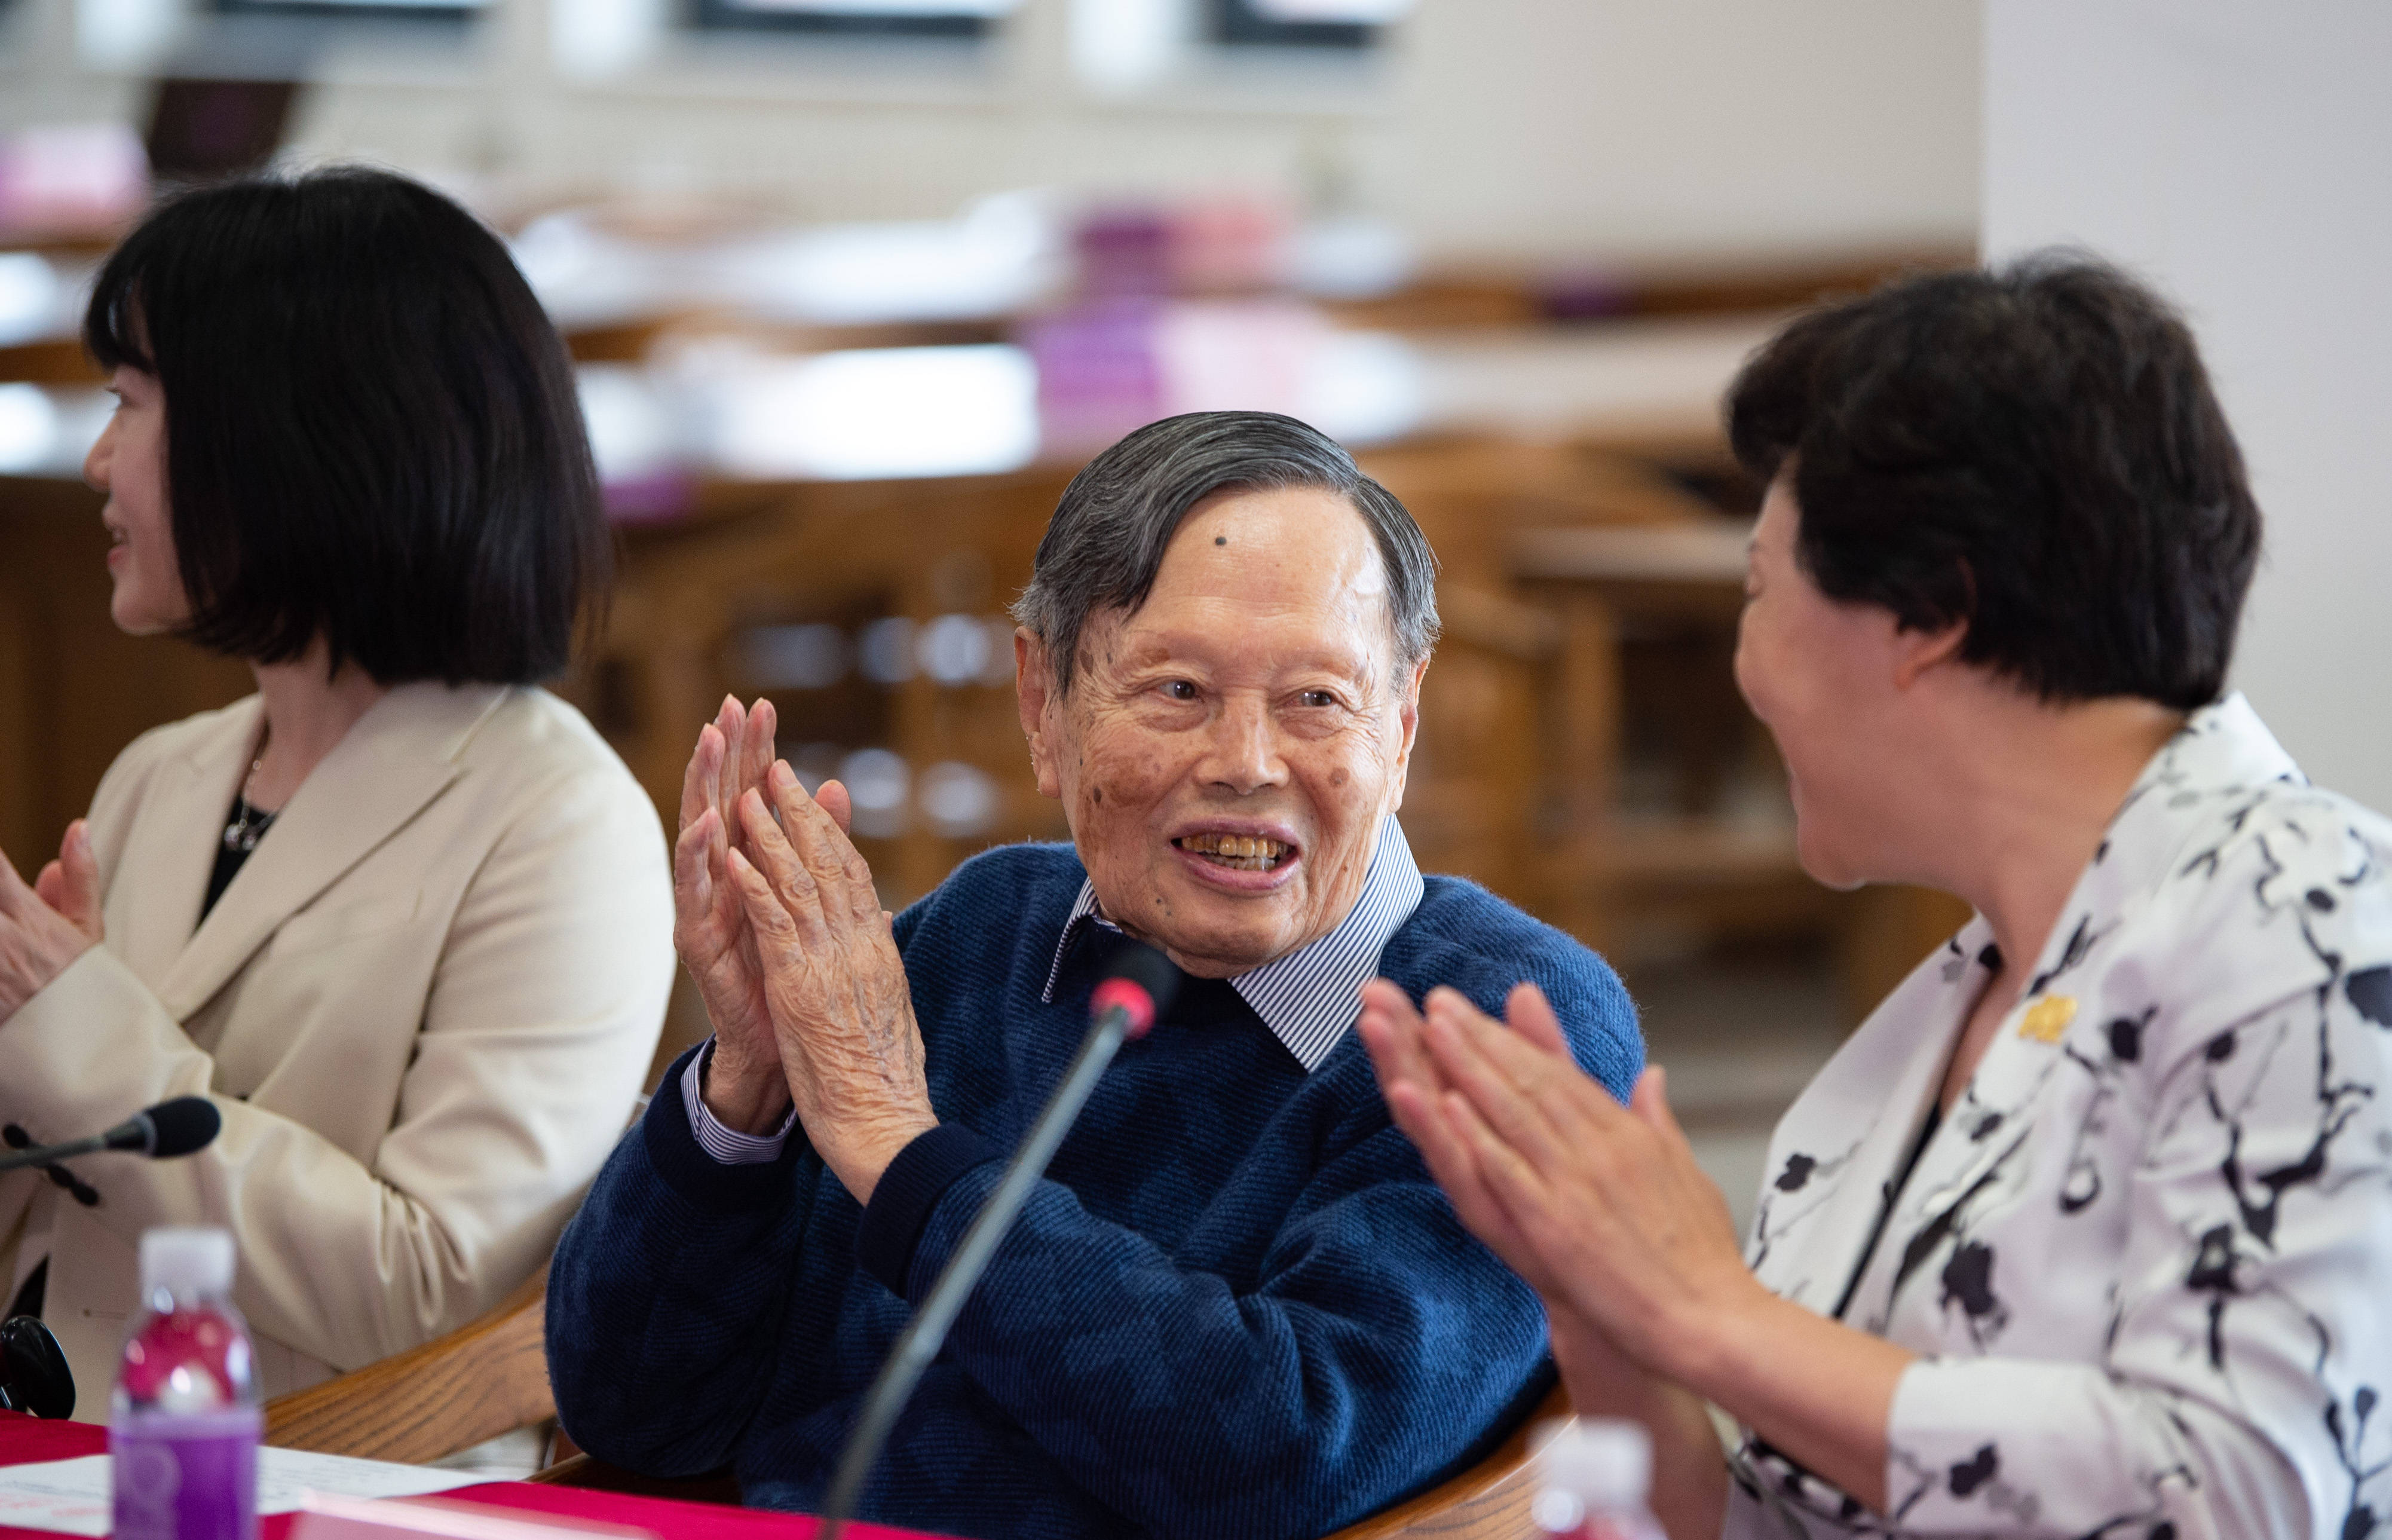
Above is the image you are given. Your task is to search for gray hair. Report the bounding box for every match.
[1012,411,1440,691]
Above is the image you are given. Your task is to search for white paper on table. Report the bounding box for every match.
[0,1447,484,1537]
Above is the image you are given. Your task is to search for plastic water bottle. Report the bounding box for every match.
[111,1228,259,1540]
[1532,1418,1665,1540]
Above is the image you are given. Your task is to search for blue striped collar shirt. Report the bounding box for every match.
[1039,815,1426,1072]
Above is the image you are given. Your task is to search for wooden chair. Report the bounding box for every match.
[1323,1380,1569,1540]
[528,1455,739,1504]
[531,1380,1570,1538]
[261,1264,553,1466]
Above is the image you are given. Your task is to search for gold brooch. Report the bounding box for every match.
[2019,996,2078,1043]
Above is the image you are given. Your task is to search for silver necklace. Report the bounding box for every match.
[223,745,278,853]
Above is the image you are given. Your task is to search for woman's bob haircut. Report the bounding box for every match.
[1725,253,2261,712]
[84,166,607,685]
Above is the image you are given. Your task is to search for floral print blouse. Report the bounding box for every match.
[1726,696,2392,1539]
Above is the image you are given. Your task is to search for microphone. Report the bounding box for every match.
[0,1097,222,1174]
[817,941,1181,1540]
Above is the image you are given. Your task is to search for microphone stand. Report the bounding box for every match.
[0,1132,136,1174]
[0,1098,220,1175]
[0,1126,98,1208]
[816,1001,1144,1540]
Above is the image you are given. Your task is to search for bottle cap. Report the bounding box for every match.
[139,1227,235,1297]
[1535,1417,1652,1512]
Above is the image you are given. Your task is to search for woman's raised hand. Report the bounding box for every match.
[1359,979,1569,1298]
[34,820,102,944]
[1361,980,1767,1385]
[0,821,102,1021]
[724,760,934,1206]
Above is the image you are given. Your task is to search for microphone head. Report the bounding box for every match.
[142,1097,222,1159]
[1091,941,1181,1041]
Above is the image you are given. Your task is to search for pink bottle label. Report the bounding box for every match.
[110,1409,261,1540]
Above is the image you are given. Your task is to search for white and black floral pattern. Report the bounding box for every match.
[1725,695,2392,1540]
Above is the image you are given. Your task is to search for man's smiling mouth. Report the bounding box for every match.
[1175,833,1294,871]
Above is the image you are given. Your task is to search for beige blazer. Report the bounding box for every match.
[0,682,674,1419]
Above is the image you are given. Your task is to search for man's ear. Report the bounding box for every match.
[1015,629,1064,800]
[1385,653,1430,813]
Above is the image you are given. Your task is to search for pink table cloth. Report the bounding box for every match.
[0,1414,938,1540]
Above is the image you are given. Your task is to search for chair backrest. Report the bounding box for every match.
[262,1263,552,1466]
[1324,1380,1569,1540]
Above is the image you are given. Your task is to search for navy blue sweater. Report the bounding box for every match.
[547,843,1640,1540]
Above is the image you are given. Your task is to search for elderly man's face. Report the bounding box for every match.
[1016,485,1424,979]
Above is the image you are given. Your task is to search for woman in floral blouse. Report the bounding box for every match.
[1363,255,2391,1540]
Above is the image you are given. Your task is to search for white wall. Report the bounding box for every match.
[0,0,1982,266]
[1984,0,2392,810]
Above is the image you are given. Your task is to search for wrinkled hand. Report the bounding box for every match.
[0,821,103,1022]
[726,760,933,1205]
[672,697,856,1133]
[674,696,780,1130]
[1358,980,1768,1385]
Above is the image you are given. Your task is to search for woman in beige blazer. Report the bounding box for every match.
[0,168,673,1416]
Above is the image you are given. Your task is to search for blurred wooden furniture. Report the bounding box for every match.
[0,340,105,387]
[565,468,1077,898]
[1511,521,1973,1010]
[262,1264,553,1465]
[1322,243,1972,336]
[1356,442,1732,916]
[1509,519,1826,956]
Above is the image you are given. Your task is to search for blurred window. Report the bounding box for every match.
[210,0,484,19]
[685,0,1020,41]
[1208,0,1405,50]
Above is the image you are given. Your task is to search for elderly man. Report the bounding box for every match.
[547,411,1642,1540]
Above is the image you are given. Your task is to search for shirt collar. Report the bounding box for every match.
[1039,816,1426,1071]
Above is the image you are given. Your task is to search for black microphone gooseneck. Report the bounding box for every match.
[0,1096,222,1174]
[816,942,1181,1540]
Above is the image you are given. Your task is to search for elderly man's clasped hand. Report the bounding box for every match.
[672,695,936,1205]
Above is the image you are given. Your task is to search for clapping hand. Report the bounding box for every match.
[1361,982,1915,1526]
[672,697,853,1134]
[1356,979,1764,1385]
[725,761,934,1205]
[0,821,103,1022]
